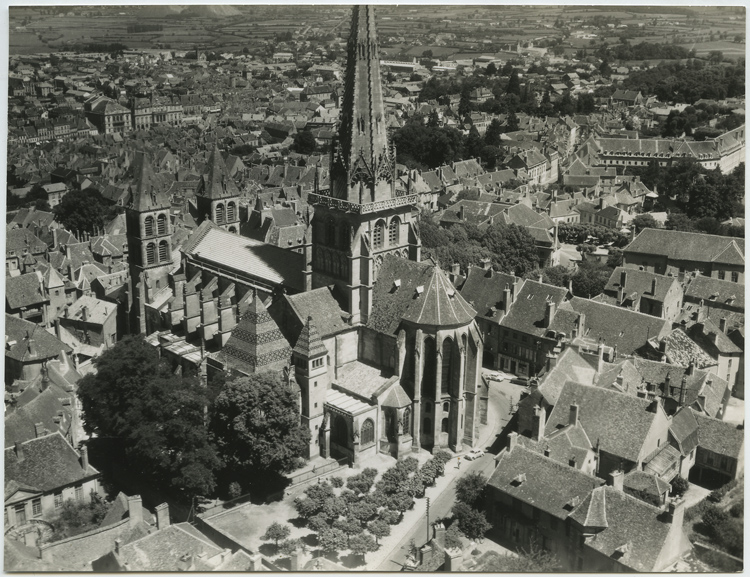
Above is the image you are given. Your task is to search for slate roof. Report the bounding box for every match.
[129,151,171,211]
[64,294,118,325]
[6,271,47,310]
[6,228,47,255]
[623,470,670,501]
[693,411,744,459]
[223,292,291,375]
[459,266,518,323]
[5,314,71,363]
[489,443,603,520]
[538,346,598,406]
[500,280,569,338]
[571,486,676,572]
[545,380,660,464]
[196,145,240,200]
[687,320,742,356]
[660,328,716,369]
[4,385,74,448]
[5,432,97,494]
[625,229,744,266]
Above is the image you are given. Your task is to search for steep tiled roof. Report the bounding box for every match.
[538,347,598,406]
[129,151,171,211]
[500,280,569,338]
[489,444,603,520]
[693,411,744,458]
[6,271,46,310]
[5,432,97,493]
[687,320,742,356]
[399,263,476,328]
[197,145,240,200]
[669,408,699,456]
[625,228,744,265]
[684,274,744,311]
[459,266,518,323]
[661,328,716,369]
[223,292,291,375]
[6,228,47,255]
[572,486,676,572]
[5,314,71,363]
[183,224,304,292]
[64,294,118,325]
[292,316,327,359]
[545,381,660,463]
[4,385,73,448]
[603,267,678,303]
[285,287,349,339]
[623,470,670,501]
[563,297,671,356]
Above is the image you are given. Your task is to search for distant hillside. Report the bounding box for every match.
[137,5,186,18]
[179,5,243,18]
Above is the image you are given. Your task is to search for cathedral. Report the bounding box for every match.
[127,5,487,464]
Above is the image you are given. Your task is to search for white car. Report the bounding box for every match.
[465,448,485,461]
[487,372,506,382]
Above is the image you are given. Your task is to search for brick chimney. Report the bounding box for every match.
[666,497,685,526]
[546,351,558,372]
[127,495,143,527]
[155,502,170,530]
[597,339,605,374]
[719,317,727,334]
[569,403,579,426]
[433,522,446,548]
[686,360,694,376]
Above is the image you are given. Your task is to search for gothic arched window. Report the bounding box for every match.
[441,417,449,433]
[373,220,385,249]
[361,419,375,446]
[145,243,156,265]
[158,240,169,262]
[157,213,167,235]
[403,408,411,437]
[441,338,453,396]
[422,337,436,398]
[326,218,337,247]
[388,217,400,246]
[144,216,154,237]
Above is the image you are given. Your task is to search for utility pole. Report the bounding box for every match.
[426,497,430,543]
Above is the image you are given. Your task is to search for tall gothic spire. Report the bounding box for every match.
[332,5,395,203]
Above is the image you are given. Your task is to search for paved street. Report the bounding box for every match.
[372,371,520,571]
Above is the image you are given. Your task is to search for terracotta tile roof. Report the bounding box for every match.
[625,228,744,265]
[660,328,716,369]
[603,267,679,304]
[5,431,97,494]
[489,444,603,520]
[545,381,659,464]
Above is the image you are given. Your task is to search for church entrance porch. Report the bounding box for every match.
[323,389,377,468]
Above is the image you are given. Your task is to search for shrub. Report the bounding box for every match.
[729,500,743,518]
[434,450,452,465]
[228,481,242,499]
[670,476,689,498]
[702,504,730,539]
[330,476,344,489]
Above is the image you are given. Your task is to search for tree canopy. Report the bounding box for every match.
[210,372,311,481]
[78,335,220,499]
[53,188,117,235]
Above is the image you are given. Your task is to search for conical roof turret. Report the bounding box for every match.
[293,315,328,359]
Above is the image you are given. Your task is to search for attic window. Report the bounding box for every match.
[447,288,455,298]
[415,285,424,295]
[527,294,534,300]
[511,473,527,485]
[566,496,581,509]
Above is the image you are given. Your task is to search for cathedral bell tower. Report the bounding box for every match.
[308,5,421,325]
[195,145,241,233]
[126,151,174,334]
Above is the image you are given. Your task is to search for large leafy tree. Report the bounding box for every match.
[455,472,487,508]
[482,223,539,276]
[452,501,491,541]
[210,372,310,480]
[78,335,220,499]
[292,130,316,155]
[53,188,114,235]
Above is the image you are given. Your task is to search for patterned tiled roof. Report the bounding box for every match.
[400,263,476,328]
[223,292,291,375]
[292,316,327,359]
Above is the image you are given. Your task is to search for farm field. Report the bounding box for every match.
[679,40,746,58]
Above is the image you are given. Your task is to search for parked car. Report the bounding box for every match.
[486,372,506,382]
[510,376,529,386]
[465,448,485,461]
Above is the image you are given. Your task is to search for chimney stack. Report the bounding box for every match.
[620,269,627,290]
[686,360,694,376]
[651,277,657,296]
[532,405,546,442]
[155,502,170,530]
[114,538,122,555]
[544,300,556,328]
[608,470,624,491]
[15,441,24,462]
[679,375,687,406]
[34,422,45,438]
[719,317,727,334]
[546,351,558,372]
[503,284,511,314]
[597,339,605,374]
[507,431,518,452]
[81,444,89,470]
[569,403,579,426]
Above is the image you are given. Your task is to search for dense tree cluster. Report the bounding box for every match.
[420,212,540,276]
[126,23,163,33]
[392,115,465,170]
[53,188,121,235]
[624,61,745,104]
[78,336,221,501]
[597,41,692,61]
